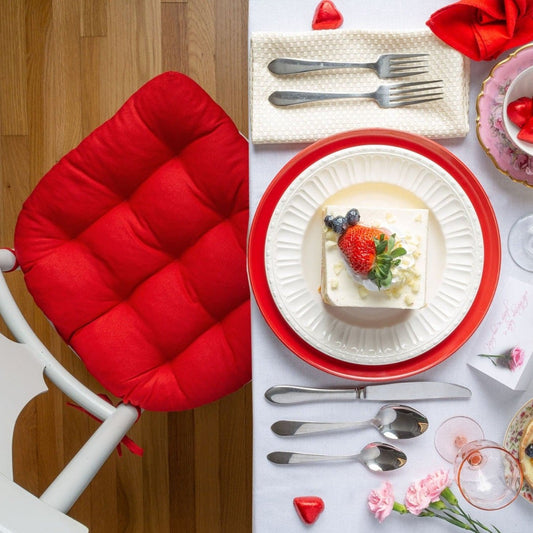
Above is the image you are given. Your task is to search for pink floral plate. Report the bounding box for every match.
[476,43,533,188]
[503,397,533,503]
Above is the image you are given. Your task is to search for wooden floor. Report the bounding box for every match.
[0,1,251,532]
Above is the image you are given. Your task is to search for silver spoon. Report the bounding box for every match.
[271,404,428,440]
[267,442,407,471]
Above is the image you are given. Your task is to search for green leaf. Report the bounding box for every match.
[391,247,407,258]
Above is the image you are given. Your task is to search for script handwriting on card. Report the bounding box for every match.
[486,291,529,352]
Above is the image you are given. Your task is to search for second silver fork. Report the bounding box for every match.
[268,53,429,79]
[268,79,444,108]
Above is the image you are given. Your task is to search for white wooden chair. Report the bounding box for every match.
[0,248,139,532]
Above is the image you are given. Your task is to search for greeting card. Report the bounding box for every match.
[468,276,533,390]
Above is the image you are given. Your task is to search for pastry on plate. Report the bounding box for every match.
[321,206,428,309]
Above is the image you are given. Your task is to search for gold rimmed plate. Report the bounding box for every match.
[503,398,533,503]
[476,43,533,188]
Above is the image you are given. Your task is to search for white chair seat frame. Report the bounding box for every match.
[0,249,139,532]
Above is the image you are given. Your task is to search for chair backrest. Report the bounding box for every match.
[0,248,139,532]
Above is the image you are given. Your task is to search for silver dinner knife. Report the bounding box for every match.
[265,382,471,404]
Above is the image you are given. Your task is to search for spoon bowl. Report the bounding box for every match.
[376,404,428,439]
[267,442,407,471]
[271,404,428,440]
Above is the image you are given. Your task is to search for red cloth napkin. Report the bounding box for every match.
[427,0,533,60]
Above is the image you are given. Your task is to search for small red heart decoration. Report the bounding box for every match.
[312,0,343,30]
[293,496,325,525]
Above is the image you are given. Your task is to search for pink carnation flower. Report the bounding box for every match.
[369,472,498,531]
[368,481,395,523]
[404,478,432,515]
[421,469,452,503]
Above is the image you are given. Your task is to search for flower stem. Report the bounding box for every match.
[429,511,478,531]
[477,354,501,366]
[393,502,408,515]
[455,503,498,533]
[442,502,500,533]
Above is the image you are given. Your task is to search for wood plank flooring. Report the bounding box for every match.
[0,1,251,531]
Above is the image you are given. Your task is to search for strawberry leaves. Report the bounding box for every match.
[368,233,406,289]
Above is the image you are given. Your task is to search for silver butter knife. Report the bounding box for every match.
[264,382,471,404]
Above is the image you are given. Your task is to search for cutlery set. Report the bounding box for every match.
[268,52,443,108]
[266,381,471,471]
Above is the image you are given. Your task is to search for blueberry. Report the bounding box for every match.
[331,216,348,234]
[346,208,360,226]
[526,443,533,458]
[324,215,334,229]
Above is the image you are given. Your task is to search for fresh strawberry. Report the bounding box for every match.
[312,1,343,30]
[293,496,325,524]
[518,114,533,144]
[325,209,406,289]
[507,96,533,128]
[338,225,384,275]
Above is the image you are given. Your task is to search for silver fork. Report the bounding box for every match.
[268,79,444,108]
[268,54,429,79]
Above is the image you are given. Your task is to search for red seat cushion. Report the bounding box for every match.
[14,72,250,411]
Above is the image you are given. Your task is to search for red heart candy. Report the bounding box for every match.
[508,96,533,128]
[518,115,533,144]
[312,0,343,30]
[293,496,325,524]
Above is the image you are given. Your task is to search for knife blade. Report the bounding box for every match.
[264,382,471,404]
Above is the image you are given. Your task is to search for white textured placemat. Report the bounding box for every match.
[250,28,470,144]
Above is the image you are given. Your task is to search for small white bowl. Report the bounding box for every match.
[503,66,533,156]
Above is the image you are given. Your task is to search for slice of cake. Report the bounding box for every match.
[320,206,428,309]
[519,418,533,489]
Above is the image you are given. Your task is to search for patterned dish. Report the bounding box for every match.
[503,397,533,503]
[476,43,533,188]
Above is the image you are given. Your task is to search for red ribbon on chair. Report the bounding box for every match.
[67,394,143,457]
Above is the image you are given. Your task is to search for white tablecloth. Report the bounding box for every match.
[249,1,533,531]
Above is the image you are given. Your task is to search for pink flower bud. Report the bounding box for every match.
[509,346,525,371]
[368,481,395,523]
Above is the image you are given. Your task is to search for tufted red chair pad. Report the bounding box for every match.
[14,72,250,411]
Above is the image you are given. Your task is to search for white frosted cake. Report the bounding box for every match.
[321,206,428,309]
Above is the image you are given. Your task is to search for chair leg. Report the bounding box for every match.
[39,403,139,513]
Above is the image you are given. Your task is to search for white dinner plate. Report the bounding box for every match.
[264,144,484,366]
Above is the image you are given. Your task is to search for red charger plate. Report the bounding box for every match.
[247,129,500,382]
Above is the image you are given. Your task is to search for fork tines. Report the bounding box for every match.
[387,53,429,77]
[389,79,444,107]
